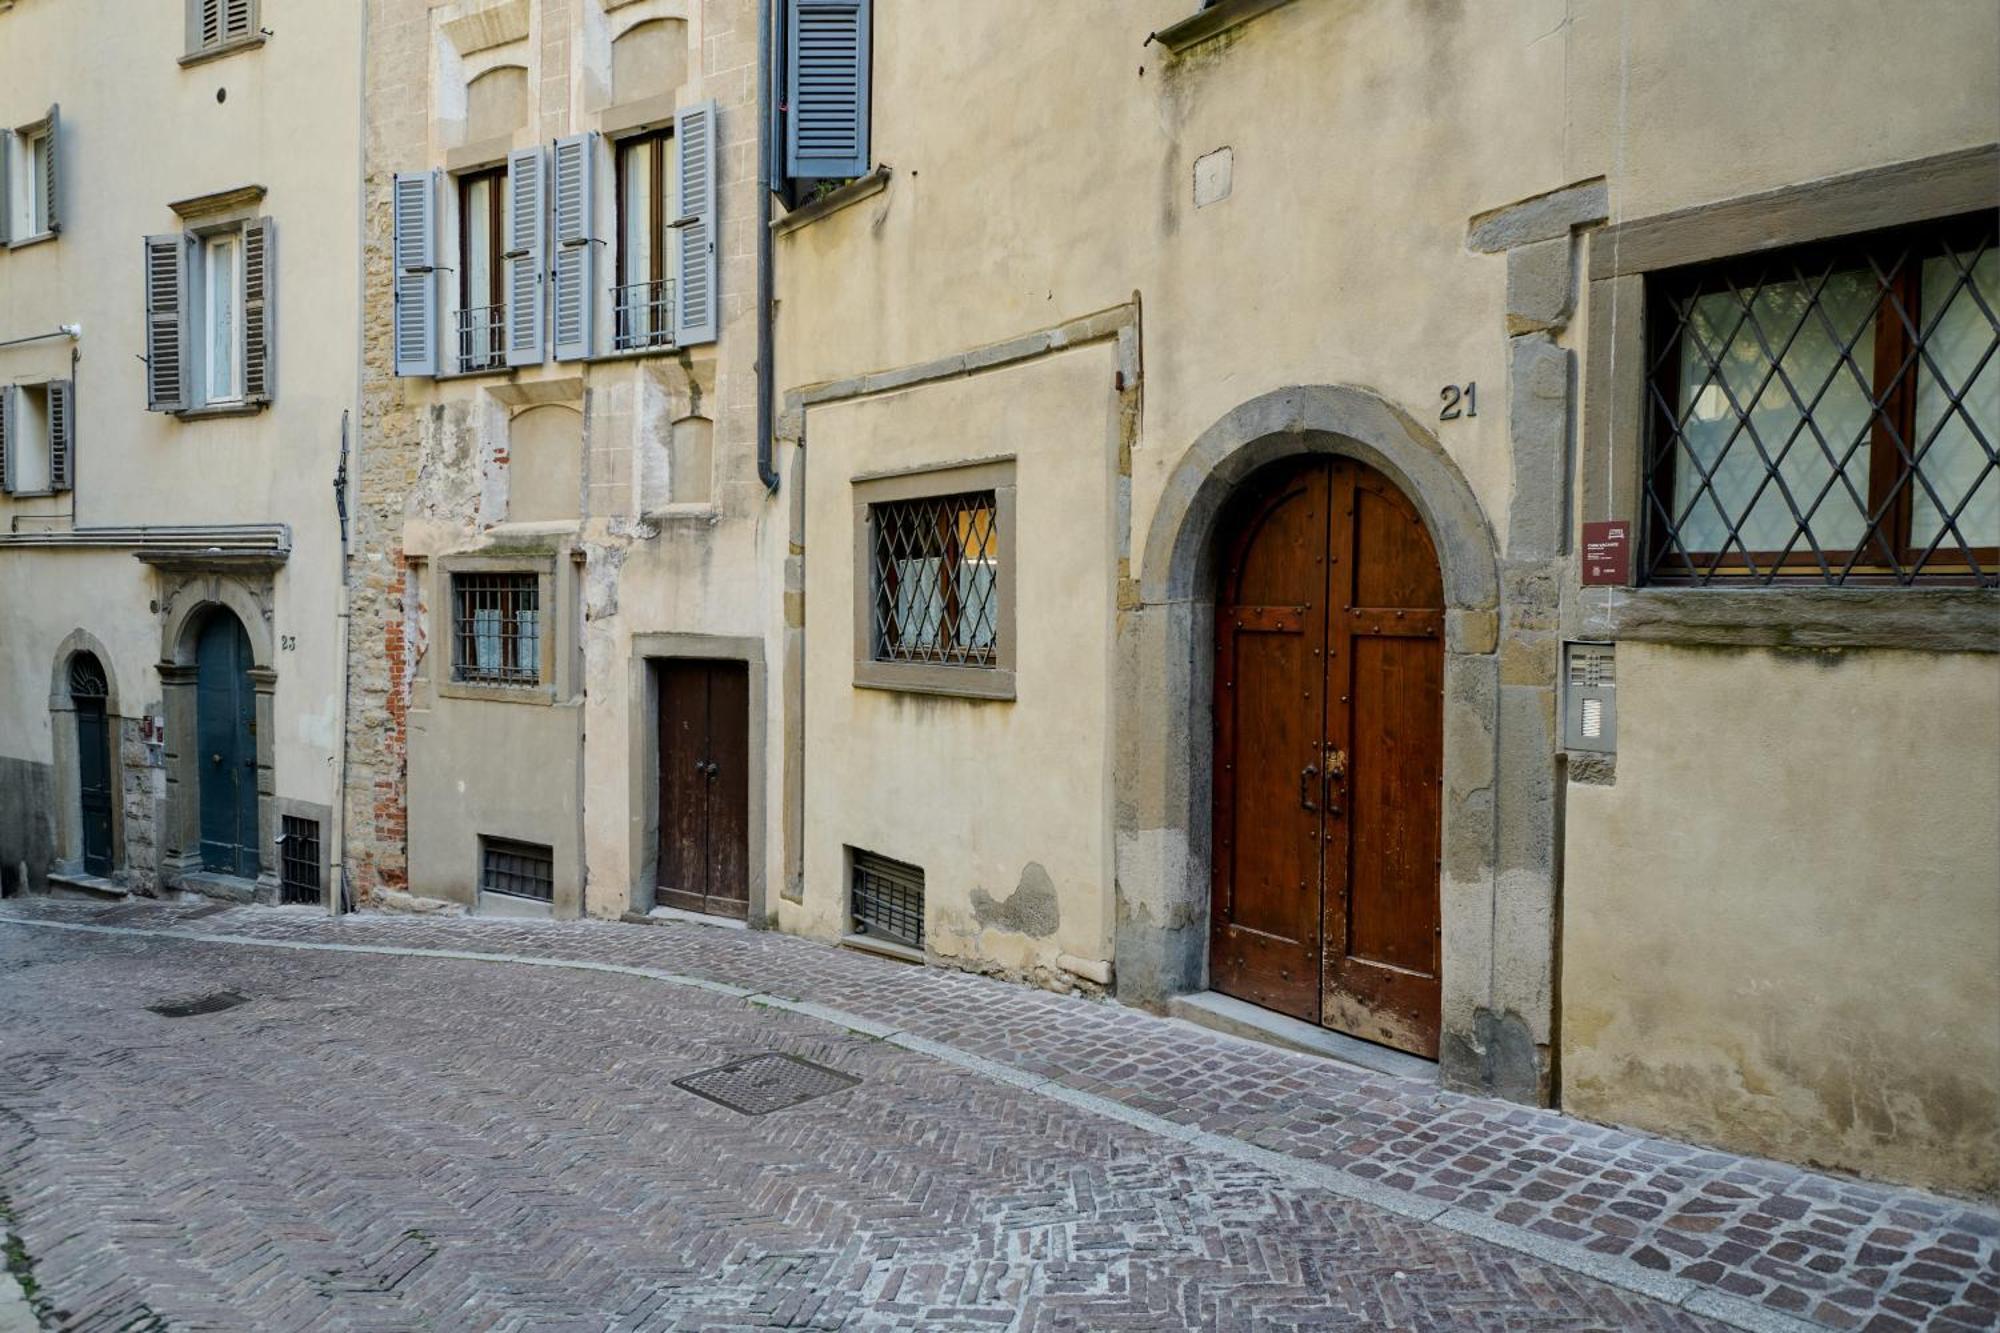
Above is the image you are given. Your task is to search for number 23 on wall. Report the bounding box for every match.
[1439,383,1478,421]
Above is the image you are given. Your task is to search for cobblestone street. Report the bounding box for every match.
[0,901,1993,1331]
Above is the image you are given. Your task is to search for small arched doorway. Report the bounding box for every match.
[1209,455,1445,1057]
[68,653,115,877]
[194,609,259,877]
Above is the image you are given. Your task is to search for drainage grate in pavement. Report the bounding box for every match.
[148,990,251,1018]
[673,1053,860,1116]
[92,904,150,924]
[177,903,235,921]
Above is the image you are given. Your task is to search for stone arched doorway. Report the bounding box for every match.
[49,631,125,883]
[157,573,279,900]
[1114,386,1547,1098]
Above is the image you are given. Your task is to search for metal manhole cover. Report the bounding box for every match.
[148,990,251,1018]
[178,903,235,921]
[673,1053,860,1116]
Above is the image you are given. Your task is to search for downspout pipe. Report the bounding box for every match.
[755,0,779,493]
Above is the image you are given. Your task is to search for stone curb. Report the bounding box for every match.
[1,915,1836,1332]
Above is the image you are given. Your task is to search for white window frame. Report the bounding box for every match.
[4,114,56,246]
[197,230,246,406]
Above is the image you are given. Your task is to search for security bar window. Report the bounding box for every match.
[871,491,1000,666]
[278,815,322,906]
[1644,213,1998,585]
[481,837,554,902]
[850,849,924,951]
[614,130,676,351]
[458,166,508,372]
[451,572,541,686]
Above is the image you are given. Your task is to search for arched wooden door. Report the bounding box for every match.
[195,611,259,878]
[1210,456,1445,1057]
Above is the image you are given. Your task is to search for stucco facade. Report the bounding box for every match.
[0,0,360,903]
[769,0,1999,1195]
[349,0,775,922]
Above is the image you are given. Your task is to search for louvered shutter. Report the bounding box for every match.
[48,380,73,492]
[189,0,221,53]
[42,105,59,235]
[0,132,12,247]
[505,146,547,366]
[144,234,191,412]
[242,218,275,402]
[550,134,599,362]
[0,387,13,494]
[674,103,719,347]
[393,172,439,377]
[785,0,870,180]
[223,0,255,43]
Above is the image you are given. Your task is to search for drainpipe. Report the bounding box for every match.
[330,410,353,916]
[755,0,779,493]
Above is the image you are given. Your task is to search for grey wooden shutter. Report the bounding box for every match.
[674,103,719,346]
[785,0,870,180]
[42,105,59,235]
[505,146,547,367]
[48,380,73,492]
[242,217,274,402]
[144,233,190,412]
[551,133,598,362]
[0,132,12,247]
[189,0,220,53]
[392,172,439,377]
[0,386,13,494]
[223,0,255,43]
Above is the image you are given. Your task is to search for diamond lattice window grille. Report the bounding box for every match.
[1643,213,1998,586]
[869,490,1001,666]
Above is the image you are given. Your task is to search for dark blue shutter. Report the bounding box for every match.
[785,0,870,180]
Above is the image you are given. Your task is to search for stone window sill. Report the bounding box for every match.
[1149,0,1296,53]
[773,166,892,237]
[179,34,265,68]
[841,933,924,965]
[1576,585,1999,654]
[436,678,556,706]
[853,660,1017,702]
[175,402,266,421]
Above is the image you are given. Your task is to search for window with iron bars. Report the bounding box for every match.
[869,490,1000,666]
[481,836,554,902]
[850,849,924,951]
[451,572,542,686]
[1642,212,1998,585]
[278,815,321,906]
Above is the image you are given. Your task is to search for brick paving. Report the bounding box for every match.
[0,898,1994,1332]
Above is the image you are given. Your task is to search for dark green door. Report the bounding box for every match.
[195,613,259,877]
[77,696,114,876]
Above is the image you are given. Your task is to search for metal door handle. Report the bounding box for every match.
[210,753,221,765]
[1299,764,1318,811]
[706,761,720,777]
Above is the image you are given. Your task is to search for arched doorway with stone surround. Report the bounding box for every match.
[1112,386,1554,1100]
[48,630,126,883]
[154,563,282,902]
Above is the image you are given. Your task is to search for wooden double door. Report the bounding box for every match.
[655,659,750,920]
[1209,457,1446,1058]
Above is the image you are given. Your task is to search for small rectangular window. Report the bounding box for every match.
[457,166,509,372]
[614,130,676,351]
[1643,213,1998,585]
[870,490,1001,666]
[202,232,243,404]
[279,815,322,906]
[25,127,51,234]
[850,849,923,951]
[451,572,542,686]
[482,837,554,902]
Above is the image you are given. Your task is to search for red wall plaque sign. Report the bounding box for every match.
[1582,520,1631,586]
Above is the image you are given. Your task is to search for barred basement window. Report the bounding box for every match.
[870,491,1000,665]
[481,836,554,902]
[850,849,923,951]
[1644,212,1998,585]
[278,815,321,906]
[451,573,541,686]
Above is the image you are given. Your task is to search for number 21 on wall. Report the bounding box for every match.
[1439,382,1478,421]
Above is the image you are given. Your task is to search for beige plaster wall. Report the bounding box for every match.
[787,346,1120,979]
[1562,643,2000,1197]
[0,0,362,846]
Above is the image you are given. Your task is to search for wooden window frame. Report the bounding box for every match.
[1642,212,1997,587]
[455,165,508,373]
[614,130,670,293]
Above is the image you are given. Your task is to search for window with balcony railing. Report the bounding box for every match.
[458,165,508,372]
[613,129,676,352]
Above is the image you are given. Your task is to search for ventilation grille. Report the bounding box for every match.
[851,849,924,951]
[482,836,554,902]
